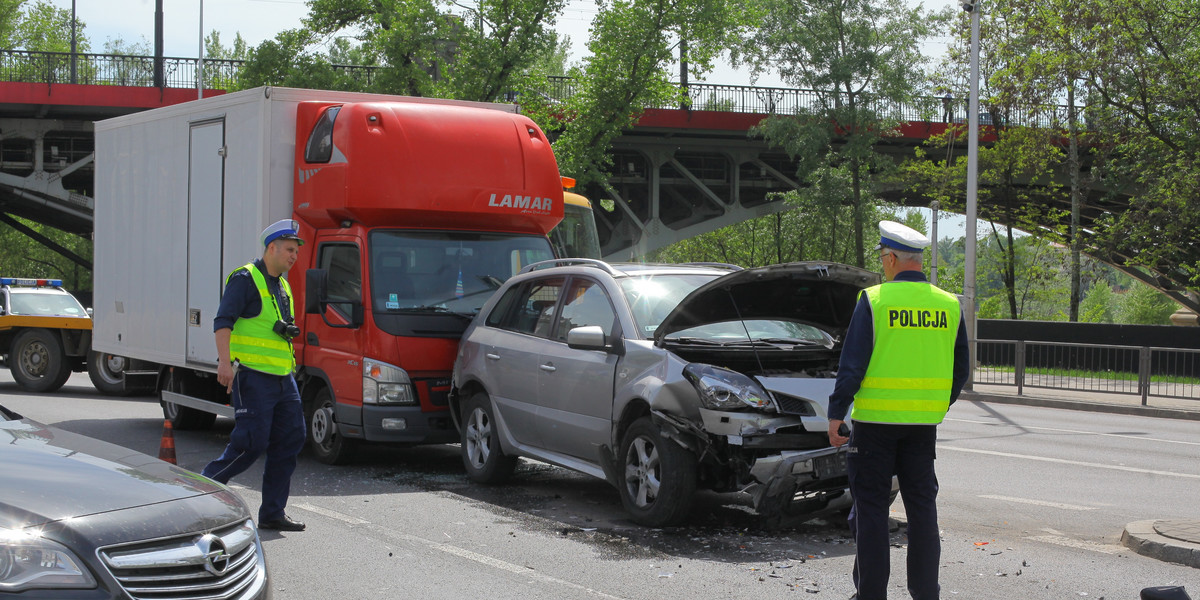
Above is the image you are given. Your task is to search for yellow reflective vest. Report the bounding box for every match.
[227,263,296,376]
[850,281,961,424]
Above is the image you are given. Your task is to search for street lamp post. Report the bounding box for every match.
[198,0,204,99]
[960,0,980,389]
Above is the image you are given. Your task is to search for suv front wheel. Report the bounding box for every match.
[461,392,517,484]
[618,417,697,527]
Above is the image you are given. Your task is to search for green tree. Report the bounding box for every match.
[1060,1,1200,296]
[0,217,93,296]
[1114,283,1179,325]
[548,0,754,186]
[734,0,947,268]
[1079,281,1114,323]
[0,0,25,46]
[10,0,85,52]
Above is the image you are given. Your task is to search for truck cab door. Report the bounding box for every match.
[303,238,365,406]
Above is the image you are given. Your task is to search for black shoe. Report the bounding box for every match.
[259,515,305,531]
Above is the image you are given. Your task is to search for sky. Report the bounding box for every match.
[47,0,972,240]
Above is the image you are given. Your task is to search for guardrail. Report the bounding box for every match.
[2,49,1072,128]
[975,339,1200,404]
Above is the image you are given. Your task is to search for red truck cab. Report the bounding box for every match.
[291,100,563,464]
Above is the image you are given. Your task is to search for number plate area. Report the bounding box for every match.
[812,451,848,479]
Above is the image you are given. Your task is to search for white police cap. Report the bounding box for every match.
[260,219,304,248]
[876,220,929,252]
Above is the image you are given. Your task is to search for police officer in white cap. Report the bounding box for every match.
[201,219,308,532]
[827,220,969,599]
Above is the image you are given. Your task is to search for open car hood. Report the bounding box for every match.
[654,261,881,342]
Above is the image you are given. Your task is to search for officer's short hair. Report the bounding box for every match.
[893,249,923,263]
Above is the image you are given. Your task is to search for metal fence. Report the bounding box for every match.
[975,339,1200,404]
[2,49,1073,127]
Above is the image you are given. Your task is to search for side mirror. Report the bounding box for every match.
[305,269,328,315]
[306,268,362,328]
[566,325,609,351]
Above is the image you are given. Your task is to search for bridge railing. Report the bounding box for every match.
[2,49,1070,127]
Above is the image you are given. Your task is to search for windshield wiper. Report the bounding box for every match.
[388,305,475,320]
[663,336,728,346]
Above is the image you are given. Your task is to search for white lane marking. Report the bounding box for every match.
[977,494,1097,511]
[940,445,1200,479]
[1024,533,1125,555]
[945,417,1200,447]
[293,502,369,524]
[289,503,627,600]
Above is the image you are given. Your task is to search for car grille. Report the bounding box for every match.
[772,393,817,416]
[99,520,264,600]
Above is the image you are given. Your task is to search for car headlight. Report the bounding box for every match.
[682,364,772,411]
[0,529,96,592]
[363,358,416,405]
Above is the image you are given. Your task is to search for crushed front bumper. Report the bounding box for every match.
[692,407,851,512]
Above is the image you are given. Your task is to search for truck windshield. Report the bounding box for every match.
[369,230,554,316]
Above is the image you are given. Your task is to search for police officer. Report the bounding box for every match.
[827,220,970,599]
[201,219,308,532]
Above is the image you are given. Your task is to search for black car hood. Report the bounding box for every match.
[0,416,227,529]
[654,261,881,342]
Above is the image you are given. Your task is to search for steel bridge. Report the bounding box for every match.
[1,49,1195,312]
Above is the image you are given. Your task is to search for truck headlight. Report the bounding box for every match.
[682,364,772,411]
[363,358,416,405]
[0,530,96,592]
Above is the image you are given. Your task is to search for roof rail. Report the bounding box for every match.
[519,258,618,275]
[679,262,744,271]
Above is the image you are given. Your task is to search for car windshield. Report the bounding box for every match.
[619,273,720,338]
[369,230,555,316]
[8,290,87,317]
[664,319,834,347]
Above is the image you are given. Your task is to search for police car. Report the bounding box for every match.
[0,277,92,393]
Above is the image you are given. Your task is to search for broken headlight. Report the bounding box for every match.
[683,363,772,411]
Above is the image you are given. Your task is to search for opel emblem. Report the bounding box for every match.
[197,534,230,576]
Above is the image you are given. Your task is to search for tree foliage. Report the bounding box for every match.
[0,217,92,297]
[733,0,947,268]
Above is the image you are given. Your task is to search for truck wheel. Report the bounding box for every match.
[88,350,130,396]
[10,329,71,393]
[307,387,357,465]
[617,417,697,527]
[160,368,217,430]
[461,392,517,484]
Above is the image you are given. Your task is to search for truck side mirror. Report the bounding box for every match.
[305,268,328,315]
[306,267,364,328]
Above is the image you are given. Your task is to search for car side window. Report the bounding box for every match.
[554,278,616,342]
[492,277,565,337]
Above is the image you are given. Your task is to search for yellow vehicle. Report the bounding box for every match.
[550,180,602,259]
[0,277,92,392]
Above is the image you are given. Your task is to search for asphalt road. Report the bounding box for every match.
[1,369,1196,599]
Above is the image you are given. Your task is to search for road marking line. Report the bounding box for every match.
[940,445,1200,479]
[977,494,1097,511]
[1024,534,1125,555]
[293,502,369,524]
[945,417,1200,447]
[289,503,628,600]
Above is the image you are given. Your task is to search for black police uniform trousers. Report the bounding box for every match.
[847,421,940,600]
[201,367,306,523]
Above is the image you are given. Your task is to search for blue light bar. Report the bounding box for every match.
[0,277,63,287]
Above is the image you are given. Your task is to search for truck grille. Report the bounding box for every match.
[100,520,265,600]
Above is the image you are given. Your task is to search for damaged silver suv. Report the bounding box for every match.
[450,259,881,527]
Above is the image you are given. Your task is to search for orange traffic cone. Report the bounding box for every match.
[158,419,177,464]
